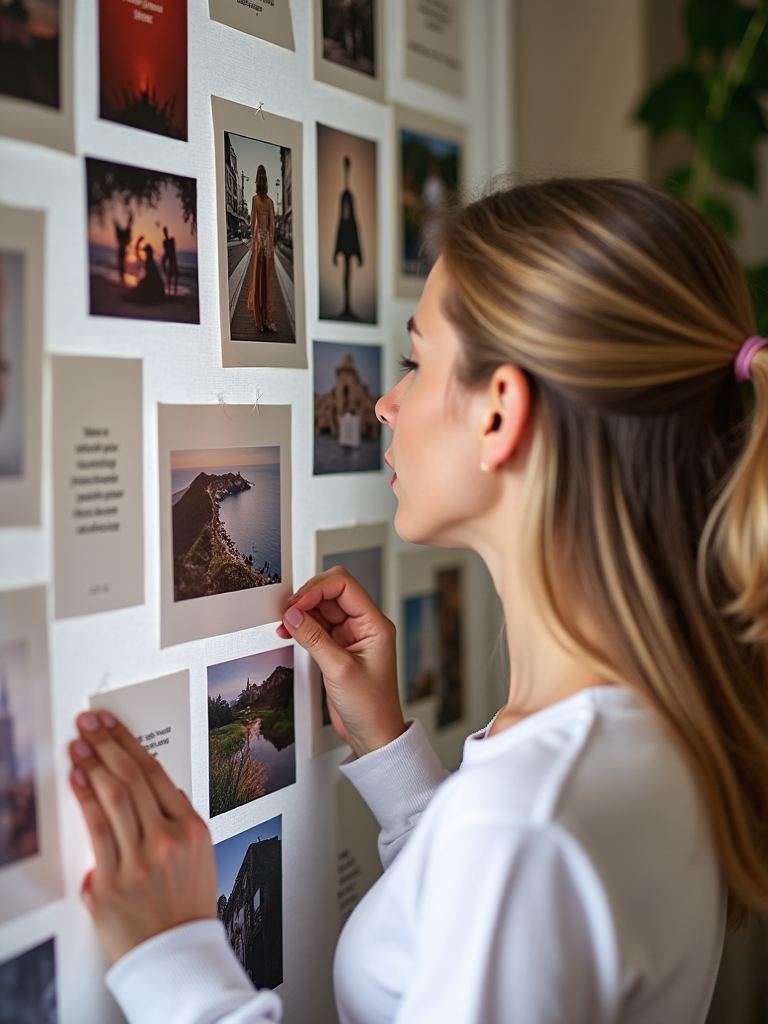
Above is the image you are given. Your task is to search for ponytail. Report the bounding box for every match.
[702,350,768,648]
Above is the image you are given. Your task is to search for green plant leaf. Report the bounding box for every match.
[700,193,739,236]
[635,67,709,140]
[709,86,767,189]
[744,31,768,88]
[662,165,694,196]
[684,0,752,60]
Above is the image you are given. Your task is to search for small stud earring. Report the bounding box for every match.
[479,460,490,472]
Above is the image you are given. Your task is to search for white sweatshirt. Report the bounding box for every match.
[107,686,725,1024]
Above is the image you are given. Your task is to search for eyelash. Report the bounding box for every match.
[399,354,418,374]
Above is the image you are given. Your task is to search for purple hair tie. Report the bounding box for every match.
[734,335,768,383]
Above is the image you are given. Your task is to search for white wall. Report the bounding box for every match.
[0,2,511,1021]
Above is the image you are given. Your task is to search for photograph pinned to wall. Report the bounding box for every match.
[159,403,292,647]
[208,0,293,49]
[212,97,306,369]
[214,815,283,989]
[171,446,282,602]
[403,591,439,703]
[399,552,465,729]
[0,0,74,151]
[312,0,383,102]
[86,157,199,324]
[0,587,63,924]
[317,123,377,324]
[336,774,381,930]
[0,937,57,1023]
[52,356,144,619]
[404,0,463,95]
[0,206,44,527]
[90,671,192,797]
[208,646,295,818]
[394,105,464,299]
[312,523,387,755]
[313,341,381,476]
[98,0,187,139]
[0,641,39,869]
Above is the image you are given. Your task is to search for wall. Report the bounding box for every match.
[513,0,645,179]
[0,2,511,1022]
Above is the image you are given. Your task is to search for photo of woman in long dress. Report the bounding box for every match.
[247,166,276,333]
[224,131,296,346]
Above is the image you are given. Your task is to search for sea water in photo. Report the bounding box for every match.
[172,462,281,579]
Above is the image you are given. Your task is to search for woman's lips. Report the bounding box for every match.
[390,472,397,487]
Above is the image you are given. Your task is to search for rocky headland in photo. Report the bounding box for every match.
[172,471,278,601]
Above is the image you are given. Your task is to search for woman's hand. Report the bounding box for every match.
[277,567,406,758]
[68,711,217,964]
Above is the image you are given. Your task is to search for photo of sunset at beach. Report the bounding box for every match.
[98,0,187,139]
[86,157,199,323]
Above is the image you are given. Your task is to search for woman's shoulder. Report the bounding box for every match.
[433,687,700,837]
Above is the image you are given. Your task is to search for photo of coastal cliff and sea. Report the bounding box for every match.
[170,445,281,602]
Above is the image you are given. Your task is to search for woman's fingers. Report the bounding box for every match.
[70,735,142,856]
[281,603,352,679]
[289,567,377,620]
[97,713,190,821]
[69,759,119,875]
[77,714,164,833]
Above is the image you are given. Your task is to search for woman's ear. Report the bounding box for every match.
[480,366,531,470]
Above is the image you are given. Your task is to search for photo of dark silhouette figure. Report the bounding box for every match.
[113,213,133,286]
[334,156,362,320]
[162,226,179,296]
[128,238,165,305]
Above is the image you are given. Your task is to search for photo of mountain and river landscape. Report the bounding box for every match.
[171,446,281,602]
[208,648,295,817]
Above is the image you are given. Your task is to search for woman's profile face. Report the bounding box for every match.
[376,258,494,547]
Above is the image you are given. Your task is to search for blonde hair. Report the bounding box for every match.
[439,178,768,928]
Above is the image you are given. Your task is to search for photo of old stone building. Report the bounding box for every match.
[313,341,381,475]
[215,818,283,990]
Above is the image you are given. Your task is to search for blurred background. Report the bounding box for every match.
[510,1,768,1018]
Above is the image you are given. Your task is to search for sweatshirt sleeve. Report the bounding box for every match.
[392,819,621,1024]
[105,919,283,1024]
[339,719,450,869]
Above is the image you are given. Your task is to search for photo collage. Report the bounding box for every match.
[0,0,473,1016]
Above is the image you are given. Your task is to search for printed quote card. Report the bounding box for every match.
[90,671,192,797]
[52,355,144,618]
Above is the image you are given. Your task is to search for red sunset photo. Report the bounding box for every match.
[98,0,187,140]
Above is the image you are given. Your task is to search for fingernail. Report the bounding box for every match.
[99,711,117,728]
[72,767,88,789]
[73,739,91,758]
[80,712,100,732]
[284,605,303,629]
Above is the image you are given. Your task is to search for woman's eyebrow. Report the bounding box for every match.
[407,316,423,337]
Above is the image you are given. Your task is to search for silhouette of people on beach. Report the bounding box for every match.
[113,212,133,286]
[162,226,179,296]
[334,156,362,320]
[128,237,165,305]
[247,164,276,332]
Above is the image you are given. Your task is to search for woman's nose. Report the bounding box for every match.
[375,385,398,427]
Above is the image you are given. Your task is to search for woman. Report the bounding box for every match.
[69,179,768,1023]
[247,164,277,332]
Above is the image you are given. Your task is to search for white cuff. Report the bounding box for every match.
[339,719,449,868]
[106,919,282,1024]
